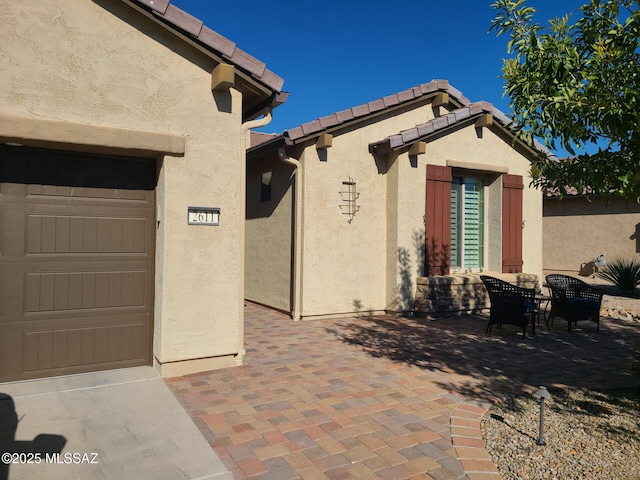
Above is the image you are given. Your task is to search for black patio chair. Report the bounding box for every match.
[480,275,537,337]
[545,274,603,332]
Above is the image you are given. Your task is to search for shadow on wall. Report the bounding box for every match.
[352,230,428,317]
[396,229,428,314]
[0,393,66,480]
[425,236,450,276]
[246,158,296,220]
[352,299,366,317]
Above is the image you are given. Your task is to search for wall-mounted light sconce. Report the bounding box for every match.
[211,63,235,92]
[339,177,360,223]
[316,133,332,150]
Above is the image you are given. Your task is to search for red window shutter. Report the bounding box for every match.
[502,174,524,273]
[425,165,452,276]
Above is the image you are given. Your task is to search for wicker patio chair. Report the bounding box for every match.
[545,274,603,332]
[480,275,538,337]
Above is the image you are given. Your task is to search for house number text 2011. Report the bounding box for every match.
[187,207,220,225]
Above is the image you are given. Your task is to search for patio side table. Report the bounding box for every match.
[535,294,552,329]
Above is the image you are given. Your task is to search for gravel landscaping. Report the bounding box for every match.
[481,285,640,480]
[481,386,640,480]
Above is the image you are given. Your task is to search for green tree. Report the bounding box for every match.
[491,0,640,200]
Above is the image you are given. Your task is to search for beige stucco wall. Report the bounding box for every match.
[302,113,542,316]
[297,104,451,318]
[543,196,640,274]
[299,138,386,317]
[1,0,247,373]
[300,104,541,318]
[245,155,294,312]
[246,102,543,319]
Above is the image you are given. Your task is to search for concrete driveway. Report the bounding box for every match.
[1,367,232,480]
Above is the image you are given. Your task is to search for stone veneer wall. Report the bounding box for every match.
[414,272,539,316]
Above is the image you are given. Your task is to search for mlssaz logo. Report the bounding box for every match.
[46,452,99,464]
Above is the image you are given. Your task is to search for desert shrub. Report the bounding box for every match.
[597,257,640,296]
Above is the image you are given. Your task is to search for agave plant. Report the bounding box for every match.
[597,257,640,296]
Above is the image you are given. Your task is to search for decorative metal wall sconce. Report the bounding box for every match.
[339,177,360,223]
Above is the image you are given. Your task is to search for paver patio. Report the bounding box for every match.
[166,302,640,479]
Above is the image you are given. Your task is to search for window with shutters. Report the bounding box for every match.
[450,176,484,271]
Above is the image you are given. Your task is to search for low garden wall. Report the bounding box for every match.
[414,272,539,316]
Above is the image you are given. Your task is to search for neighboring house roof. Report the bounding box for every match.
[250,132,280,148]
[121,0,287,120]
[545,185,595,197]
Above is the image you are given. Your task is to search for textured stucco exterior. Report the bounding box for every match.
[246,97,542,319]
[543,196,640,274]
[1,0,279,375]
[245,156,294,312]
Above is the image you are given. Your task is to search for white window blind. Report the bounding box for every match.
[451,177,484,270]
[450,182,461,268]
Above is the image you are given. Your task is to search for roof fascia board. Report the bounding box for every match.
[244,91,290,121]
[370,119,545,163]
[487,123,547,161]
[370,113,486,156]
[119,0,283,97]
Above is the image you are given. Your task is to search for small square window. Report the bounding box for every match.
[260,170,272,202]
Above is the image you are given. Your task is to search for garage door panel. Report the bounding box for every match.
[2,313,150,380]
[41,216,57,253]
[0,146,155,382]
[0,211,3,256]
[21,319,148,373]
[24,271,149,313]
[26,214,149,254]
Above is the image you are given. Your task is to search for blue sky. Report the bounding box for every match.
[171,0,587,141]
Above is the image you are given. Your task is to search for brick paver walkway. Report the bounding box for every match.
[166,302,640,480]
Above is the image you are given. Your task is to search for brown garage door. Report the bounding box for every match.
[0,146,156,382]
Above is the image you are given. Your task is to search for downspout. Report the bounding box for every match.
[278,147,302,321]
[236,109,273,366]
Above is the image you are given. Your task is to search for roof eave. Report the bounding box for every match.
[118,0,286,120]
[247,134,287,159]
[368,102,550,162]
[284,80,468,145]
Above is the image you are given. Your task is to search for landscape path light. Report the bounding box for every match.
[533,386,551,445]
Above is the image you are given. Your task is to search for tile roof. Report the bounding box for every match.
[249,131,280,148]
[121,0,284,94]
[246,79,553,160]
[284,79,468,143]
[370,101,511,152]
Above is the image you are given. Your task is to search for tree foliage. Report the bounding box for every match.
[491,0,640,200]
